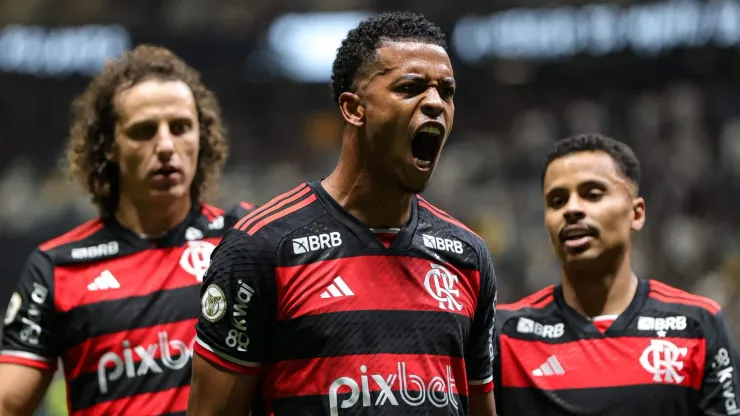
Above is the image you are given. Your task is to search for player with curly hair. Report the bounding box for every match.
[189,11,497,416]
[0,44,253,415]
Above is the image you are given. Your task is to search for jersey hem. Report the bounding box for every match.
[0,351,56,371]
[193,338,260,374]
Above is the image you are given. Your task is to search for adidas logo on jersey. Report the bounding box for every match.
[292,232,342,254]
[87,270,120,291]
[532,355,565,376]
[422,234,464,254]
[320,276,354,299]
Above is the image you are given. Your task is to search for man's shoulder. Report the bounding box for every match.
[220,183,326,252]
[415,195,487,253]
[35,218,115,264]
[644,279,723,322]
[498,286,558,322]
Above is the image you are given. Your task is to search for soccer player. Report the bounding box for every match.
[493,133,740,415]
[188,11,498,416]
[0,45,253,415]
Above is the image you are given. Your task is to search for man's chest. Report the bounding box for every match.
[271,255,482,359]
[498,314,707,414]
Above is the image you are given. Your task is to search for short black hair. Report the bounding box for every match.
[330,11,447,105]
[541,134,641,190]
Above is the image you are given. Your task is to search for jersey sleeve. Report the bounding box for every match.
[0,249,59,371]
[193,228,277,375]
[698,309,740,415]
[465,247,497,394]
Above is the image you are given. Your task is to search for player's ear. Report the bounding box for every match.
[338,92,364,128]
[631,196,646,231]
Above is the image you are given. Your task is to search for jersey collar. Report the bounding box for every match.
[553,278,649,337]
[309,180,418,250]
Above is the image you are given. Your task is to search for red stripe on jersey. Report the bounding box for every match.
[649,281,721,315]
[0,355,55,371]
[39,219,104,252]
[201,203,224,221]
[192,342,260,375]
[469,381,494,394]
[261,354,468,399]
[240,201,255,210]
[247,194,317,235]
[63,319,197,379]
[417,199,480,238]
[235,184,307,230]
[54,238,220,311]
[71,385,188,416]
[499,334,706,390]
[274,256,481,321]
[499,286,555,311]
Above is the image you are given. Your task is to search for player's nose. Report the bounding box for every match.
[563,197,586,222]
[420,88,445,119]
[154,125,175,159]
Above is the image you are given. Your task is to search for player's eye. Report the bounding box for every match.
[169,120,191,136]
[585,190,604,201]
[397,83,423,95]
[440,86,455,99]
[549,195,566,208]
[126,123,157,141]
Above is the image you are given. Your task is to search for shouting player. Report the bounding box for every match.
[0,45,253,415]
[494,134,740,415]
[188,11,498,416]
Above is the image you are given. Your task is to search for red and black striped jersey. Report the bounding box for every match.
[0,202,254,416]
[493,278,740,416]
[194,181,498,415]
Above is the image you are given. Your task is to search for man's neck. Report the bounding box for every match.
[322,142,412,229]
[560,253,637,318]
[115,194,192,237]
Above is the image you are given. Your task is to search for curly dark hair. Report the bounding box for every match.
[330,11,447,105]
[66,44,228,218]
[541,133,641,190]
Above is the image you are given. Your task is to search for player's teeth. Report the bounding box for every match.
[420,125,442,135]
[415,158,431,167]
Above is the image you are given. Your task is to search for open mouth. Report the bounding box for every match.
[411,123,444,169]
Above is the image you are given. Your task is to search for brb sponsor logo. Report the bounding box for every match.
[638,316,687,337]
[328,362,458,415]
[516,317,564,339]
[227,280,255,352]
[292,232,342,254]
[97,331,194,394]
[422,234,464,254]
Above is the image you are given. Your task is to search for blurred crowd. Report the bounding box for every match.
[3,2,740,415]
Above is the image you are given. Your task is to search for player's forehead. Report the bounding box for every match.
[115,79,197,124]
[372,40,453,81]
[543,151,629,193]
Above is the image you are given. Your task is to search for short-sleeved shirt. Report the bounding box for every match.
[194,181,498,415]
[1,203,253,416]
[494,279,740,415]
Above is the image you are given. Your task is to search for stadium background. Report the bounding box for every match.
[1,0,740,414]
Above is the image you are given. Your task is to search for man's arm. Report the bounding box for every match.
[188,354,259,415]
[188,228,276,415]
[0,364,53,416]
[698,309,740,415]
[467,247,498,416]
[0,250,60,415]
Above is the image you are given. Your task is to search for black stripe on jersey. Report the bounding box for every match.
[272,310,470,361]
[271,392,468,416]
[61,285,200,347]
[68,362,190,412]
[497,384,697,416]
